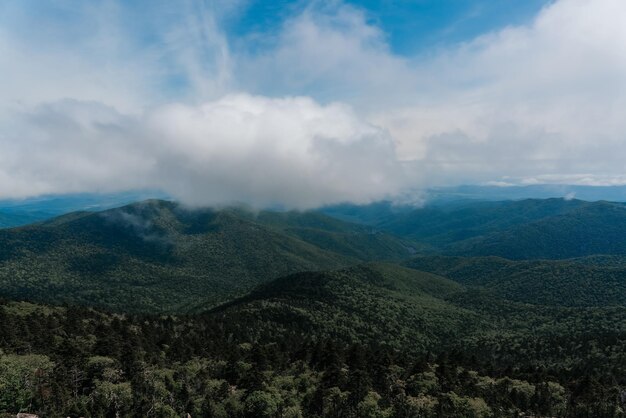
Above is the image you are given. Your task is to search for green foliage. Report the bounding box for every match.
[0,265,623,417]
[211,263,480,351]
[406,255,626,307]
[0,198,625,416]
[450,201,626,259]
[328,198,626,260]
[372,198,587,248]
[0,354,54,413]
[0,200,413,312]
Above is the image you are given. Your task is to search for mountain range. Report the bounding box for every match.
[0,200,413,312]
[0,196,624,416]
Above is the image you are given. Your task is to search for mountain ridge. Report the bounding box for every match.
[0,199,414,312]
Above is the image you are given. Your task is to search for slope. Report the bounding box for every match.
[375,198,588,248]
[405,255,626,307]
[0,210,50,229]
[449,201,626,259]
[252,210,417,260]
[210,263,484,351]
[0,200,413,312]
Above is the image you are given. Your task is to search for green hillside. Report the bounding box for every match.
[211,263,479,351]
[251,210,417,260]
[1,261,624,416]
[405,255,626,307]
[363,198,587,247]
[1,198,625,416]
[0,200,413,312]
[328,199,626,260]
[211,262,626,356]
[449,201,626,259]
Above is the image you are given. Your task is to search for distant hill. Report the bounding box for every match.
[0,210,49,228]
[405,255,626,307]
[324,198,626,260]
[376,198,587,249]
[0,200,413,312]
[427,184,626,203]
[0,191,167,228]
[320,200,415,225]
[321,184,626,226]
[449,201,626,259]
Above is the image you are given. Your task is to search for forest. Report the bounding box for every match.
[0,198,624,417]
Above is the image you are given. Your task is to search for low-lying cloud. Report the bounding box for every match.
[0,95,407,209]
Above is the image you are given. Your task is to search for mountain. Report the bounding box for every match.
[427,184,626,202]
[212,260,626,344]
[0,210,49,229]
[1,196,625,416]
[0,191,168,228]
[207,260,626,393]
[210,263,481,351]
[0,200,413,312]
[405,255,626,307]
[325,198,626,260]
[1,257,624,416]
[239,210,418,261]
[4,289,624,417]
[449,201,626,259]
[371,198,586,248]
[320,193,596,229]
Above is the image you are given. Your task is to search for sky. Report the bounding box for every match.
[1,0,626,208]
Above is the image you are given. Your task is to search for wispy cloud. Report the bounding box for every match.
[1,0,626,207]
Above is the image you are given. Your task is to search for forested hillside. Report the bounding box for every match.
[0,198,625,417]
[0,200,413,312]
[0,261,624,417]
[449,201,626,259]
[211,264,479,352]
[405,255,626,306]
[377,199,588,248]
[325,199,626,260]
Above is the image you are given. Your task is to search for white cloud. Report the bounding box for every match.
[0,95,407,209]
[237,3,415,108]
[238,0,626,186]
[2,0,626,206]
[371,0,626,183]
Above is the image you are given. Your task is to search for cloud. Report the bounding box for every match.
[236,3,414,107]
[2,0,626,206]
[0,96,407,209]
[370,0,626,184]
[145,94,407,208]
[0,0,239,111]
[238,0,626,186]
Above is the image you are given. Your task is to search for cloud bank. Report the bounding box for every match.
[2,0,626,207]
[0,96,405,208]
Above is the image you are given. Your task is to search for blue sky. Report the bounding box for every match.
[1,0,626,208]
[0,0,552,101]
[231,0,550,55]
[2,0,552,94]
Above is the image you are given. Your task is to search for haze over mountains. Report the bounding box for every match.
[4,183,626,229]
